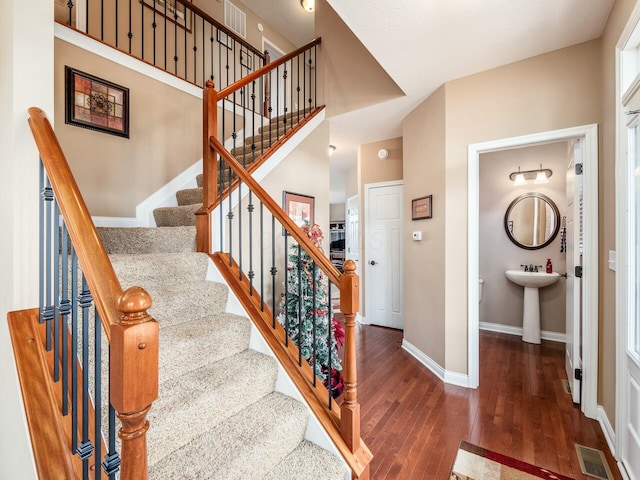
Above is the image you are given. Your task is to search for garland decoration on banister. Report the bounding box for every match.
[277,224,345,398]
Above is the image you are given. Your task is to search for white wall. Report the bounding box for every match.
[0,0,53,478]
[479,142,568,334]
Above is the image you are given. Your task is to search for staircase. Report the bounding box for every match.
[100,226,346,479]
[152,109,312,228]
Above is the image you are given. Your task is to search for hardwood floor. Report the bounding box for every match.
[352,325,621,479]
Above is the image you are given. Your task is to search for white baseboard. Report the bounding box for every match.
[597,405,617,459]
[479,321,566,343]
[402,339,472,388]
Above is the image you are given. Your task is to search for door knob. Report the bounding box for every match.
[369,260,377,265]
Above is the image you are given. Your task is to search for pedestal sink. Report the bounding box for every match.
[505,269,561,344]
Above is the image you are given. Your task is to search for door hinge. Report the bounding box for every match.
[574,368,583,381]
[575,163,583,175]
[575,266,583,278]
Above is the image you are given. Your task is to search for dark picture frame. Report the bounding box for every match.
[141,0,193,32]
[412,195,432,220]
[65,66,130,138]
[282,191,315,235]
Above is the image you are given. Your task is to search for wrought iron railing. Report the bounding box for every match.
[196,37,372,478]
[28,107,158,480]
[57,0,266,94]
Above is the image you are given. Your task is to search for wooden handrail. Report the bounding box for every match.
[27,107,158,480]
[217,37,322,102]
[172,0,265,59]
[27,107,121,340]
[210,135,341,287]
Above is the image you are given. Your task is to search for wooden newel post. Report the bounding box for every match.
[196,80,218,253]
[340,260,361,452]
[111,286,159,480]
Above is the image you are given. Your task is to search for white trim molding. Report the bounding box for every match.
[479,322,566,343]
[468,124,599,418]
[402,340,470,388]
[598,405,617,460]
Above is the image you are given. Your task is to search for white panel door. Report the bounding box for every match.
[565,140,583,404]
[365,182,403,329]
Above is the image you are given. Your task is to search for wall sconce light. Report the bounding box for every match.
[509,164,552,185]
[301,0,314,12]
[328,145,336,156]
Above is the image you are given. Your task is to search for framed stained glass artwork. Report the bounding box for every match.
[65,66,130,138]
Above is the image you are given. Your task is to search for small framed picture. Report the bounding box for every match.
[283,191,314,235]
[65,66,130,138]
[218,30,233,49]
[412,195,432,220]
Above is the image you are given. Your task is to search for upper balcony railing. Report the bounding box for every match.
[57,0,266,94]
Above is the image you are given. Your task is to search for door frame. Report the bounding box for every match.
[616,3,640,472]
[363,180,404,327]
[467,124,599,420]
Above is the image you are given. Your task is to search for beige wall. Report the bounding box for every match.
[345,164,358,200]
[358,136,403,318]
[599,0,637,427]
[479,143,568,334]
[54,38,202,217]
[315,0,405,118]
[403,39,602,375]
[402,86,446,365]
[330,203,345,221]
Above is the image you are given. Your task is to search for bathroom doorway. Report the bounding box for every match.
[467,124,599,419]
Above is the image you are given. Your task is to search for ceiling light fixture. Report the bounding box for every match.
[509,164,552,185]
[328,145,336,156]
[300,0,314,12]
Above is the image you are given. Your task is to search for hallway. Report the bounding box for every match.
[353,326,621,479]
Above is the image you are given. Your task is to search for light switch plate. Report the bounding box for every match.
[412,231,422,241]
[608,250,616,271]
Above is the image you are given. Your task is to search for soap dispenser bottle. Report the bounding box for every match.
[546,258,553,273]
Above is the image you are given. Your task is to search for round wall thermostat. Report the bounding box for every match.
[377,148,389,160]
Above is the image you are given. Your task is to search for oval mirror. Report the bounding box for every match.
[504,193,560,250]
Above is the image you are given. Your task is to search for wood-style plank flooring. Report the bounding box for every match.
[352,325,620,479]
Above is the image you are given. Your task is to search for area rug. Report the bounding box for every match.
[450,441,575,480]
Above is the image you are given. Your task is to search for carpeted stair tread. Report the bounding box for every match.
[110,252,210,287]
[262,441,346,480]
[231,138,276,157]
[148,392,309,480]
[146,280,228,326]
[98,226,196,254]
[196,173,203,187]
[148,349,278,467]
[158,313,251,383]
[176,187,203,206]
[153,203,201,227]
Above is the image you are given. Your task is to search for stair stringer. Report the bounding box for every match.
[210,108,326,252]
[205,257,352,480]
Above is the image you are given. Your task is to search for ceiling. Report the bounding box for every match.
[240,0,614,203]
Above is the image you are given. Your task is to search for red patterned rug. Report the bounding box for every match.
[450,441,575,480]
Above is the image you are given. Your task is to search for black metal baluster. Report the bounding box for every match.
[152,0,156,64]
[163,0,167,70]
[284,232,289,346]
[182,8,187,80]
[39,161,46,325]
[60,222,71,416]
[128,0,132,54]
[173,0,178,75]
[201,17,205,87]
[271,215,277,328]
[53,202,61,382]
[71,250,79,452]
[227,155,234,266]
[140,0,144,60]
[251,80,256,166]
[260,202,265,311]
[327,281,333,409]
[303,50,307,118]
[310,49,315,112]
[102,402,120,479]
[296,244,302,365]
[210,24,214,83]
[312,262,317,386]
[297,56,301,125]
[314,44,317,109]
[193,16,198,84]
[248,191,254,293]
[86,0,89,36]
[276,65,280,138]
[238,173,243,282]
[94,309,102,480]
[43,174,54,349]
[115,0,119,48]
[78,275,94,477]
[101,0,104,40]
[67,0,74,27]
